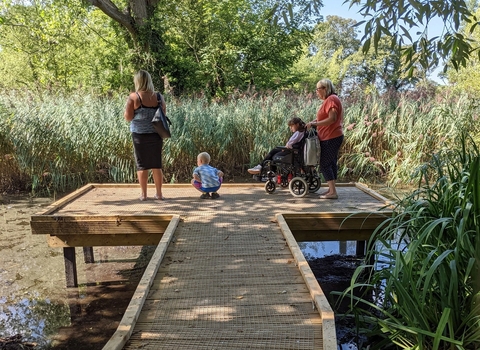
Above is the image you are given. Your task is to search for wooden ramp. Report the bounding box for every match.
[31,183,391,350]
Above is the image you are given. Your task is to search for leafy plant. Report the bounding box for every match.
[337,134,480,349]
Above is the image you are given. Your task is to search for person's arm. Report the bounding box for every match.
[124,93,136,122]
[286,131,303,148]
[306,108,338,129]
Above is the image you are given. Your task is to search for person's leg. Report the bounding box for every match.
[209,181,222,199]
[319,136,343,198]
[191,179,203,192]
[137,169,149,200]
[263,146,284,162]
[152,168,164,199]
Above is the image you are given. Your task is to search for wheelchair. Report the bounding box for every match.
[252,146,321,198]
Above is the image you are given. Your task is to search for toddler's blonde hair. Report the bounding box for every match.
[198,152,211,164]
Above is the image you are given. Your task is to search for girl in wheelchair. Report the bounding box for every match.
[247,117,306,175]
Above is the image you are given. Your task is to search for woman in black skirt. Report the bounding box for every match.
[124,70,166,201]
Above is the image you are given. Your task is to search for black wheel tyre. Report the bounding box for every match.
[265,180,276,194]
[288,177,308,198]
[308,177,321,193]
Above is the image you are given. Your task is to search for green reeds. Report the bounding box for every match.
[1,88,479,194]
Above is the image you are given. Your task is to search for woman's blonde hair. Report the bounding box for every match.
[198,152,211,164]
[134,70,155,92]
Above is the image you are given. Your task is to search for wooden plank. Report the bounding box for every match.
[354,182,394,206]
[292,230,375,242]
[47,233,163,247]
[276,213,337,350]
[281,211,392,242]
[102,215,180,350]
[31,215,172,235]
[35,183,95,215]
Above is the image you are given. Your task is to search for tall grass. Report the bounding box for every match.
[1,88,479,194]
[336,134,480,349]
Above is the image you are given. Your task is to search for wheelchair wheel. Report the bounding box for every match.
[308,176,321,193]
[288,177,308,198]
[264,180,276,194]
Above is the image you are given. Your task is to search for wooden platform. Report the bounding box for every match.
[30,183,392,350]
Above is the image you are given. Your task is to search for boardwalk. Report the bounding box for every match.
[31,183,390,350]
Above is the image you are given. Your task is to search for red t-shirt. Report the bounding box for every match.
[316,94,343,141]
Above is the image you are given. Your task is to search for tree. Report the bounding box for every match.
[82,0,322,94]
[292,16,419,93]
[447,8,480,96]
[292,16,362,90]
[348,0,480,73]
[0,1,132,92]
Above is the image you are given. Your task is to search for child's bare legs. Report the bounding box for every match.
[152,168,164,199]
[137,170,149,200]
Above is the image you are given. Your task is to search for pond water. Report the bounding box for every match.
[1,190,396,349]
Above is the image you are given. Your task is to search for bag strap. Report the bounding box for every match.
[156,92,163,108]
[135,92,144,107]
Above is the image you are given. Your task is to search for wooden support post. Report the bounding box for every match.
[356,240,366,257]
[83,247,94,263]
[63,247,78,288]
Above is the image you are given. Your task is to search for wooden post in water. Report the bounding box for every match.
[83,247,94,263]
[356,241,366,257]
[63,247,78,288]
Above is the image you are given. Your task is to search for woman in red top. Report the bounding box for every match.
[306,79,344,199]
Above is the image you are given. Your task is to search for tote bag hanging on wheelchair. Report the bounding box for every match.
[151,92,172,139]
[304,128,320,166]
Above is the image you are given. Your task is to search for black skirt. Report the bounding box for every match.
[131,132,163,170]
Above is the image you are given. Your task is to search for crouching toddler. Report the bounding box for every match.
[191,152,224,199]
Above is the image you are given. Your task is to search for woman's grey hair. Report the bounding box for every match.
[317,79,336,97]
[134,70,155,92]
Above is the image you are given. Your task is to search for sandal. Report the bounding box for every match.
[319,194,338,199]
[153,194,165,200]
[139,196,147,201]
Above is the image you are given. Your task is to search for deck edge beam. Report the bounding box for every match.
[102,214,180,350]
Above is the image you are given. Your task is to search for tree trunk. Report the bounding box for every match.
[85,0,160,52]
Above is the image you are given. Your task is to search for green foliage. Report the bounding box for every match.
[158,0,316,96]
[447,8,480,96]
[292,16,363,90]
[349,0,480,73]
[341,87,480,186]
[292,15,423,94]
[336,135,480,348]
[0,1,133,93]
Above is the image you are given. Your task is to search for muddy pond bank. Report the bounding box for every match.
[1,195,156,349]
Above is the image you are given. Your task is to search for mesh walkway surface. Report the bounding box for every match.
[49,183,388,350]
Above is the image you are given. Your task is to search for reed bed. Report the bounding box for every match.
[0,88,479,194]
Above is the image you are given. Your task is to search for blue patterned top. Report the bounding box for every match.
[130,93,159,134]
[193,164,222,188]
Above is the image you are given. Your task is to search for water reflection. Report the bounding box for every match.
[0,294,70,348]
[299,240,358,259]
